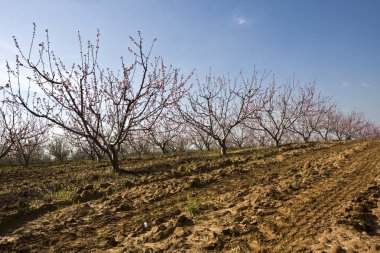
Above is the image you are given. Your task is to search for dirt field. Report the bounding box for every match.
[0,140,379,252]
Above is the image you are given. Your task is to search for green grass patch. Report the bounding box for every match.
[45,188,75,202]
[187,201,201,216]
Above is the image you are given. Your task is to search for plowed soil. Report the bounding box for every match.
[0,140,379,252]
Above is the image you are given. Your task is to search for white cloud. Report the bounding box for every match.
[340,81,371,89]
[233,15,248,25]
[360,83,369,88]
[340,81,350,88]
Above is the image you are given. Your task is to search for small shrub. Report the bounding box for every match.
[336,177,348,185]
[232,245,242,253]
[187,201,201,216]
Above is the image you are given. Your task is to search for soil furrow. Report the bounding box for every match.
[271,143,380,250]
[0,140,379,252]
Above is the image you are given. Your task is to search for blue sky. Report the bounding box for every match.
[0,0,379,124]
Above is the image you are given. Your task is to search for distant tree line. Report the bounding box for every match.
[1,24,379,172]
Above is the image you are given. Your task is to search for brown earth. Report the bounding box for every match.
[0,140,379,252]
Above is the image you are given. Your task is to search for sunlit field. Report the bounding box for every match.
[0,140,379,252]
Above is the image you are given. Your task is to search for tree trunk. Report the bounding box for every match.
[275,139,281,147]
[323,133,329,141]
[111,158,120,174]
[23,155,30,168]
[220,143,227,156]
[303,136,310,143]
[109,149,120,174]
[160,143,168,154]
